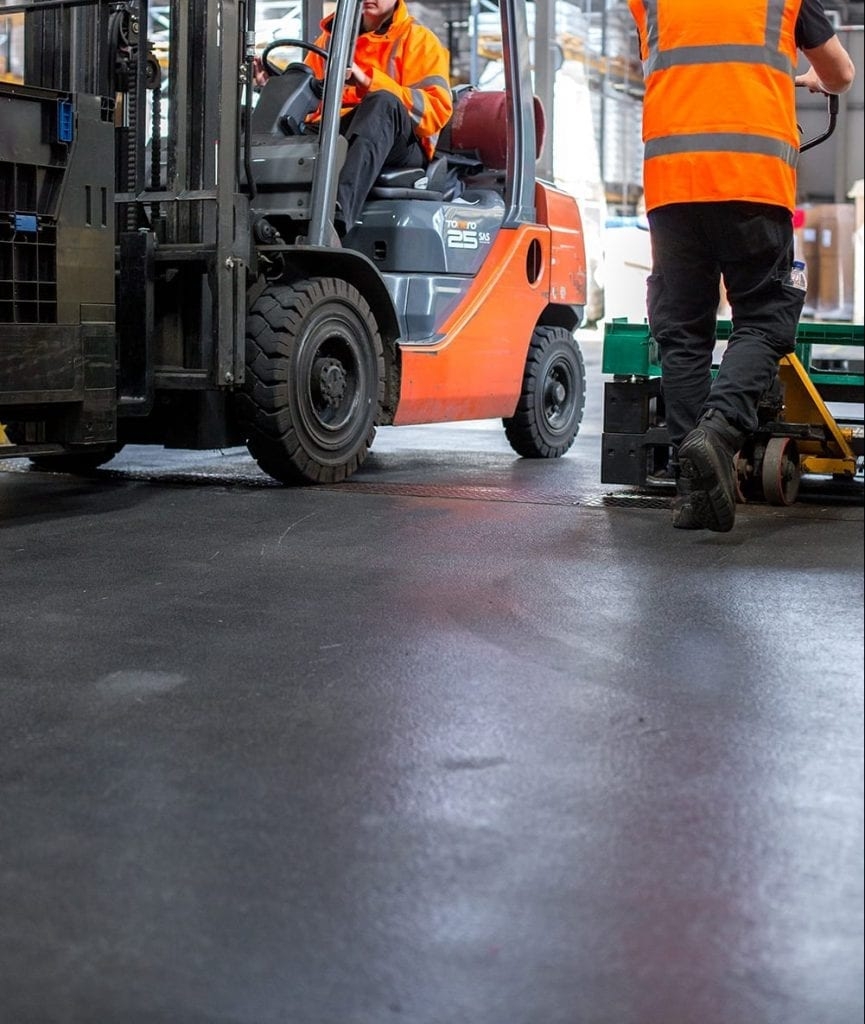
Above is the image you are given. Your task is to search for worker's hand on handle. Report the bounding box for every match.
[795,68,832,95]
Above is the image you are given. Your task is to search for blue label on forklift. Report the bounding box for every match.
[14,214,38,233]
[57,99,74,143]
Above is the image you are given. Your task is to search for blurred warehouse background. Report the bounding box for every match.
[2,0,862,322]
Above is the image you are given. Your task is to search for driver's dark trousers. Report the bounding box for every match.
[645,200,806,453]
[334,91,425,231]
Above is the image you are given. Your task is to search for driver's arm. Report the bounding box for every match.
[356,27,452,142]
[302,26,451,146]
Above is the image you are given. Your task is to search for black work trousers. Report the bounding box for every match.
[646,201,805,451]
[335,91,425,229]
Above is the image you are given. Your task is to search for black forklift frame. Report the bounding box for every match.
[1,0,254,452]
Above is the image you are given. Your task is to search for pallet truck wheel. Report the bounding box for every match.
[761,436,801,506]
[239,278,385,485]
[503,326,586,458]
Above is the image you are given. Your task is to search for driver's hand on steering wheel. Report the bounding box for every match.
[252,56,269,89]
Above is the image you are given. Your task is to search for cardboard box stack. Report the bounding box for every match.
[817,203,856,320]
[848,180,863,324]
[795,201,857,321]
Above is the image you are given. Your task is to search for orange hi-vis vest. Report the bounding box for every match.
[628,0,802,213]
[305,0,452,161]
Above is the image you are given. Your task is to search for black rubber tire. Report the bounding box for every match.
[503,326,586,458]
[28,445,124,474]
[238,278,385,485]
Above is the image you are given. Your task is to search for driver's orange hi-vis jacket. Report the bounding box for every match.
[628,0,803,213]
[305,0,452,161]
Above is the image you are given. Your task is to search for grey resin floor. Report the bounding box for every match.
[1,336,863,1024]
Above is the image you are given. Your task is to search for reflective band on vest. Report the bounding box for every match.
[628,0,802,212]
[645,133,799,164]
[645,44,794,77]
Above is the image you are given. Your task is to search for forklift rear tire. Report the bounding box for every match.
[503,326,586,458]
[240,278,385,485]
[28,445,124,474]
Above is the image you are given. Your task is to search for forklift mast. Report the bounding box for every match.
[3,0,253,449]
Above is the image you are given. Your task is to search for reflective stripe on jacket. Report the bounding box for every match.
[628,0,802,212]
[306,0,452,161]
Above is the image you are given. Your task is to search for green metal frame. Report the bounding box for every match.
[603,317,865,389]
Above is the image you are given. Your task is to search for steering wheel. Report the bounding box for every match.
[261,38,329,77]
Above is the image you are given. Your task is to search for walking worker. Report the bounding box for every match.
[301,0,452,235]
[627,0,855,532]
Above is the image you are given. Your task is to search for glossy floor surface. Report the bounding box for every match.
[1,337,863,1024]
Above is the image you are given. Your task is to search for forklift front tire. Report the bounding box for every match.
[240,278,385,485]
[503,326,586,459]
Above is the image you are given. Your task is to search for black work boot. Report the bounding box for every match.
[671,473,704,530]
[677,410,743,533]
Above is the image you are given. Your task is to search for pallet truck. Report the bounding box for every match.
[601,318,864,505]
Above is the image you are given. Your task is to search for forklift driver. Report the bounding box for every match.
[256,0,452,238]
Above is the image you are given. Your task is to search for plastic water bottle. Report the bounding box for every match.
[788,259,807,292]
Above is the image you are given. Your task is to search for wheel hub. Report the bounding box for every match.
[314,357,347,408]
[544,370,570,422]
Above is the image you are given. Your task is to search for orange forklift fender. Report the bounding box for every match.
[393,217,584,426]
[535,181,587,306]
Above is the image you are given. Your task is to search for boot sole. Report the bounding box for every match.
[672,503,706,530]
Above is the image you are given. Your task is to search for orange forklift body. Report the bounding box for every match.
[395,186,587,425]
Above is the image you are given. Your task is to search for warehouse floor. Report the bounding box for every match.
[1,335,862,1024]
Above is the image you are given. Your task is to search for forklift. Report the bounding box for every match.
[0,0,588,485]
[600,94,864,507]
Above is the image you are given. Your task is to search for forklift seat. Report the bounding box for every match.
[367,155,452,201]
[367,87,545,204]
